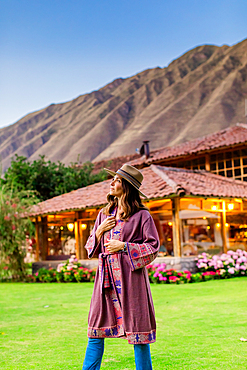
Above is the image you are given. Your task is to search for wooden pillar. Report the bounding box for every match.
[74,212,80,260]
[205,154,210,171]
[41,216,48,260]
[172,197,181,257]
[220,201,228,253]
[35,217,40,262]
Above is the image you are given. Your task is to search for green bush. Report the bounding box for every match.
[0,186,37,281]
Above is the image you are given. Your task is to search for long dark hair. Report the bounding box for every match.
[102,177,148,220]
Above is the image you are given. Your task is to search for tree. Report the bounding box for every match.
[0,186,38,280]
[1,155,107,201]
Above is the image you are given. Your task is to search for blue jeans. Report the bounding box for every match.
[82,338,153,370]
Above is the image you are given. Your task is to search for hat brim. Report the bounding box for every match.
[104,168,147,198]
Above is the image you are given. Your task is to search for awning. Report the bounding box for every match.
[179,210,218,219]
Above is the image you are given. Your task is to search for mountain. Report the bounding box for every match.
[1,38,247,171]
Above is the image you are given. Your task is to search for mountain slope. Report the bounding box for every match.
[1,39,247,171]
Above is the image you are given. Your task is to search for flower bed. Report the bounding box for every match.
[2,250,247,284]
[196,249,247,278]
[24,256,97,283]
[146,249,247,284]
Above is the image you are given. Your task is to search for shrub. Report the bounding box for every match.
[196,250,247,278]
[0,187,37,281]
[30,256,97,283]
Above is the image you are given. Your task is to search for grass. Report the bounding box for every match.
[0,278,247,370]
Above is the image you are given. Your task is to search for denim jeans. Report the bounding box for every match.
[82,338,153,370]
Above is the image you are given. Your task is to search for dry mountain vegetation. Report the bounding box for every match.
[1,38,247,171]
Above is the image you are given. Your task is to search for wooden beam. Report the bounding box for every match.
[35,217,40,262]
[172,197,181,257]
[220,201,228,253]
[41,216,48,260]
[74,212,80,259]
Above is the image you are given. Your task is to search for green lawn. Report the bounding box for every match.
[1,278,247,370]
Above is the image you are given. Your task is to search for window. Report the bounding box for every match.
[209,149,247,181]
[174,157,206,171]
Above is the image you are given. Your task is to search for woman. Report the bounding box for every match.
[82,164,160,370]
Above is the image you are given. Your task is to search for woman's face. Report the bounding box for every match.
[110,175,123,198]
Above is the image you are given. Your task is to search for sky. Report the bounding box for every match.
[0,0,247,129]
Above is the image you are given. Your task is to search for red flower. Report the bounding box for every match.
[12,203,17,208]
[169,276,177,281]
[12,225,16,230]
[4,216,10,221]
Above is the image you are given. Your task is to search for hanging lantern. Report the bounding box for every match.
[81,223,87,230]
[67,223,74,232]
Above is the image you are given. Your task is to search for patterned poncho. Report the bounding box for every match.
[85,208,160,345]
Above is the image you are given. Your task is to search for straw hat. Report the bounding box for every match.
[104,164,147,198]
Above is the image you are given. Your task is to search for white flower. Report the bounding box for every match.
[57,263,65,272]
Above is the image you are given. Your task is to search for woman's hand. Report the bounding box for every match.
[104,239,125,254]
[95,216,116,242]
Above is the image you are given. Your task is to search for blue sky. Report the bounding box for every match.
[0,0,247,128]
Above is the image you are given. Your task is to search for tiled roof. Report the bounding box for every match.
[30,165,247,216]
[129,123,247,167]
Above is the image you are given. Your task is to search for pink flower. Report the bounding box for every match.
[4,216,10,221]
[11,203,17,208]
[12,225,16,230]
[228,267,235,274]
[240,265,247,271]
[216,260,224,268]
[35,272,38,276]
[220,254,228,261]
[159,276,167,281]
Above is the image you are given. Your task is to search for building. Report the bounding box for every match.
[130,123,247,182]
[30,163,247,270]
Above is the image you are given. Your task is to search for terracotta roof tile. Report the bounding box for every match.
[30,165,247,216]
[130,123,247,166]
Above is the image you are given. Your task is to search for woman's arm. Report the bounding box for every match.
[125,215,160,271]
